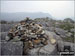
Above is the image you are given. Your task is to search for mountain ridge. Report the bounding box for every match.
[0,12,52,21]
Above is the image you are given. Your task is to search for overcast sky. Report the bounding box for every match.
[1,1,74,20]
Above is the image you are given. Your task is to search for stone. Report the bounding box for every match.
[0,32,8,41]
[1,41,23,55]
[1,24,14,32]
[55,28,68,38]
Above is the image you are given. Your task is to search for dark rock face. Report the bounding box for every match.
[1,41,23,55]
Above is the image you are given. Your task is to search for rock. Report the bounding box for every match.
[55,28,68,38]
[1,41,23,55]
[71,28,75,32]
[0,32,8,41]
[39,41,56,54]
[66,32,72,37]
[57,41,75,52]
[29,40,56,55]
[29,30,59,55]
[63,18,74,23]
[44,27,55,32]
[50,32,62,41]
[44,30,62,41]
[54,28,73,38]
[0,42,1,55]
[1,24,14,32]
[44,27,72,38]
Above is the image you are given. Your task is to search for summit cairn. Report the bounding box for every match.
[6,17,48,54]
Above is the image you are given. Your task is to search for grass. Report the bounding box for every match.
[63,37,74,43]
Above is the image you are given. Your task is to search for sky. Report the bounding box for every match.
[1,1,74,20]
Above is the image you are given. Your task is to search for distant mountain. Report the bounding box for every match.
[0,12,52,21]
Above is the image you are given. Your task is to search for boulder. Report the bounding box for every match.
[1,41,23,55]
[57,41,75,52]
[0,32,8,41]
[28,30,60,55]
[55,28,68,38]
[1,24,14,32]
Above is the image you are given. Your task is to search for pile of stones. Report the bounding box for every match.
[6,18,48,54]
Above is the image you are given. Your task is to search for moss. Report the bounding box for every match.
[63,37,74,43]
[59,22,74,32]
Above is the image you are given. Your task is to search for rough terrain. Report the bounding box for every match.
[0,22,75,56]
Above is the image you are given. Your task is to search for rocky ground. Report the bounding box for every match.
[0,22,75,56]
[0,31,75,56]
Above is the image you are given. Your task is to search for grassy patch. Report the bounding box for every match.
[63,37,74,43]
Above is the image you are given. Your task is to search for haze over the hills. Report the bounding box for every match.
[1,1,74,20]
[0,12,52,21]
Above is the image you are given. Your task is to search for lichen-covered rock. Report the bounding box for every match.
[1,41,23,55]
